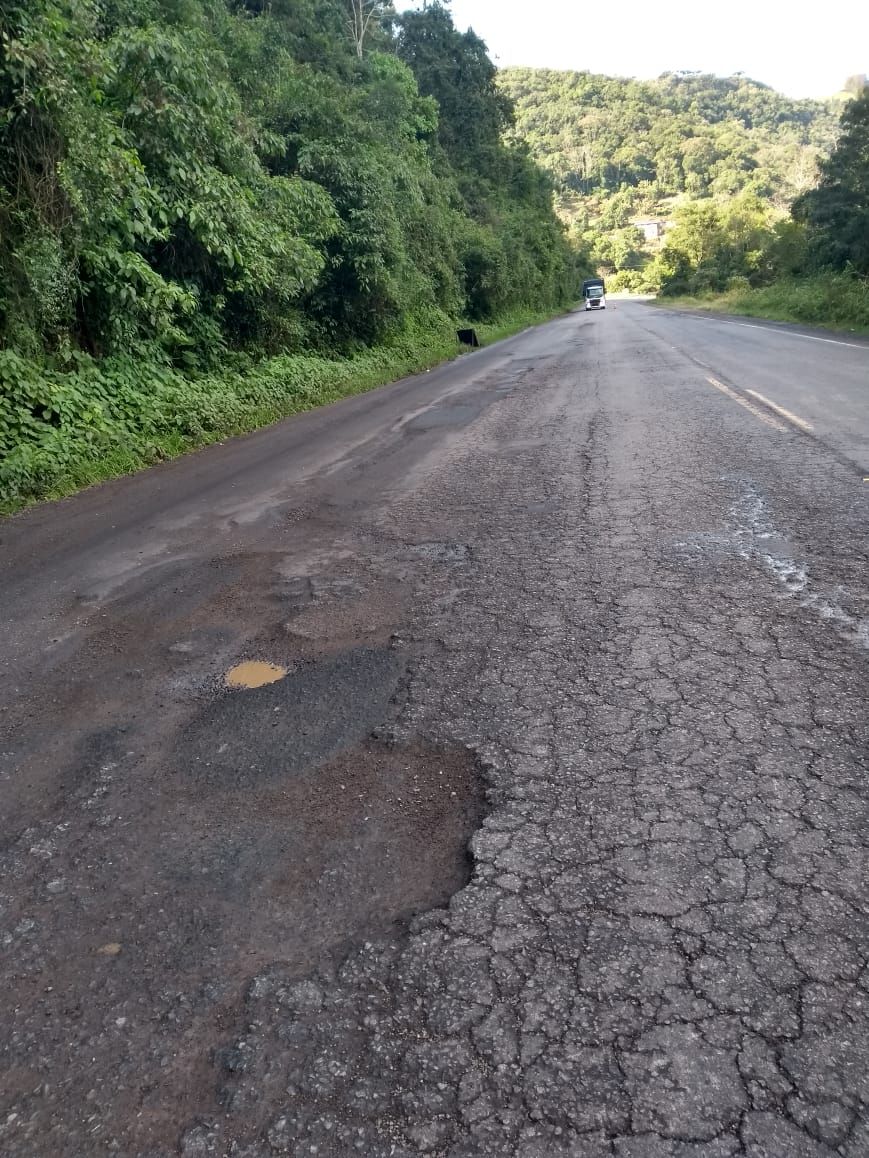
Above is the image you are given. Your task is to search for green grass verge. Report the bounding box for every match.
[1,302,573,516]
[470,303,573,345]
[657,274,869,336]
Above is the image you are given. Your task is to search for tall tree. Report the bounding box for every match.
[395,2,513,175]
[344,0,384,58]
[794,89,869,274]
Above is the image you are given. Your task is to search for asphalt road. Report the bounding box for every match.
[1,302,867,1157]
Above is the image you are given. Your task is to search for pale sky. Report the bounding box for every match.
[406,1,868,99]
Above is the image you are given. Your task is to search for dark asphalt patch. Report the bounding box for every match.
[162,738,487,974]
[405,402,482,431]
[179,645,404,789]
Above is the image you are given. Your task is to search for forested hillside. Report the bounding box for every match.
[0,0,576,506]
[502,70,837,208]
[500,69,841,293]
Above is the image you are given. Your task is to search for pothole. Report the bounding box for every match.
[172,643,489,972]
[186,646,405,787]
[162,733,488,976]
[225,661,288,689]
[191,736,489,1144]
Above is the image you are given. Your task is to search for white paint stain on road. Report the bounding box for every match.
[674,481,869,650]
[729,483,869,650]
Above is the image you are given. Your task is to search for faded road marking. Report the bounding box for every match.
[686,313,869,350]
[744,389,813,431]
[705,377,788,432]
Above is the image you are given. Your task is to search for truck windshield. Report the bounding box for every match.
[587,286,604,298]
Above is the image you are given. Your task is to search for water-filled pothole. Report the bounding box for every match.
[225,661,288,689]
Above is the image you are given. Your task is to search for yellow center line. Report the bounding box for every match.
[744,389,814,431]
[705,377,788,432]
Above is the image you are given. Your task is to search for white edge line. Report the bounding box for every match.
[705,377,788,432]
[745,389,814,431]
[683,313,868,351]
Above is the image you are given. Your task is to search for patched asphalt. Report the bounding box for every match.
[1,304,867,1156]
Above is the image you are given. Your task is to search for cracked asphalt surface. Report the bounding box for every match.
[1,302,868,1156]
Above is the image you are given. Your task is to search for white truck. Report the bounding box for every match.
[582,277,607,311]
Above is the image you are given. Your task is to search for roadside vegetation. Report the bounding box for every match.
[503,69,869,330]
[0,1,581,509]
[654,88,869,330]
[5,3,866,513]
[501,69,842,292]
[0,302,570,516]
[652,276,869,335]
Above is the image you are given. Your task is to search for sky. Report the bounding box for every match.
[405,0,868,99]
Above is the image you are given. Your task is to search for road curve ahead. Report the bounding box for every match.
[1,302,868,1157]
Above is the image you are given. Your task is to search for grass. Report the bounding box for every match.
[0,301,574,517]
[471,304,573,345]
[657,273,869,336]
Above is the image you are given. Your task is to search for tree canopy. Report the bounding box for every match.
[501,69,837,211]
[794,88,869,276]
[0,0,576,364]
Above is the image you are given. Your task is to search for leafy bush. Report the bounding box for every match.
[795,88,869,275]
[0,311,461,505]
[659,273,869,333]
[606,269,657,293]
[724,273,869,328]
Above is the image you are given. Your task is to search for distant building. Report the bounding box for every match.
[633,218,664,242]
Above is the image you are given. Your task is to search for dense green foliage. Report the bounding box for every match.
[648,193,781,296]
[7,0,863,511]
[502,65,869,326]
[0,0,576,505]
[500,68,839,293]
[396,6,572,319]
[653,85,869,314]
[794,89,869,275]
[501,70,837,213]
[0,315,459,509]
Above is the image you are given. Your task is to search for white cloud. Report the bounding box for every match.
[405,0,867,98]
